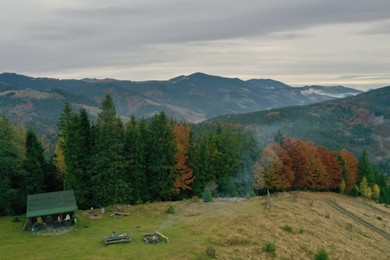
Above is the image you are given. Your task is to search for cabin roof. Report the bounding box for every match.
[26,190,77,217]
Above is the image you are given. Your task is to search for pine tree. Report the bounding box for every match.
[350,184,360,197]
[22,129,46,195]
[189,130,207,196]
[124,116,147,204]
[358,149,374,185]
[144,112,177,201]
[337,154,348,193]
[0,117,25,215]
[91,94,128,206]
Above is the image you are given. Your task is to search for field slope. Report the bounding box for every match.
[1,192,390,259]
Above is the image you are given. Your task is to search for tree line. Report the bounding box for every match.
[1,95,389,216]
[0,94,255,215]
[253,132,390,204]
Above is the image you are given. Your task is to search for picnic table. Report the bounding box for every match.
[102,233,131,246]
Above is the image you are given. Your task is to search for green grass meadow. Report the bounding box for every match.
[0,200,213,260]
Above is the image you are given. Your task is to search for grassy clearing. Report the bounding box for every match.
[0,192,390,259]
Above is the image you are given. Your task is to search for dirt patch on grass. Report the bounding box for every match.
[84,210,104,219]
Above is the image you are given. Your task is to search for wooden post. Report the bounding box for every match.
[267,188,272,210]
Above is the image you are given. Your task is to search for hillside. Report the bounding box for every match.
[1,192,389,259]
[209,86,390,172]
[0,72,361,137]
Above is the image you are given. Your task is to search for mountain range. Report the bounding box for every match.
[207,86,390,172]
[0,72,361,135]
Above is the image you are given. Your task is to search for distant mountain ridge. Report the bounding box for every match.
[207,86,390,172]
[0,72,362,137]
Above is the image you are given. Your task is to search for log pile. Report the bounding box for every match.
[143,231,170,244]
[102,233,131,246]
[109,212,130,218]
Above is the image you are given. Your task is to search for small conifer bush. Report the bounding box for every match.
[282,224,293,233]
[166,205,175,214]
[262,241,276,255]
[314,248,329,260]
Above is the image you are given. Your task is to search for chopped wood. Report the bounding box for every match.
[109,211,130,217]
[155,231,170,243]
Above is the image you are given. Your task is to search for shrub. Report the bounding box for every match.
[350,185,360,197]
[314,248,329,260]
[206,246,216,258]
[166,205,175,214]
[202,186,213,202]
[282,224,293,233]
[12,217,20,223]
[262,241,276,255]
[339,179,346,194]
[298,228,304,234]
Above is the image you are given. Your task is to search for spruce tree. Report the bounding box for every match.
[0,116,26,215]
[91,94,128,206]
[22,128,46,195]
[358,149,374,185]
[145,112,177,201]
[192,130,211,196]
[124,115,147,204]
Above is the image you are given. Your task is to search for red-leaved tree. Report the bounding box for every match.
[173,124,195,195]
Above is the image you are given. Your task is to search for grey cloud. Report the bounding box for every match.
[1,0,390,89]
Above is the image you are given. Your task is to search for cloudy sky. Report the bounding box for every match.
[1,0,389,90]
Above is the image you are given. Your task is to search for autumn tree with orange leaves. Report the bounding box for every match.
[173,124,195,196]
[339,149,359,194]
[259,142,294,191]
[316,146,343,191]
[256,137,357,193]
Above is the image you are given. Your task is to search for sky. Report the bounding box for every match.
[1,0,389,90]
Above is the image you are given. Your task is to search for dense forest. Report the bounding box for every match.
[0,94,256,214]
[253,132,390,204]
[1,94,389,216]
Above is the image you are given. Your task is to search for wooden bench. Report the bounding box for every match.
[102,234,131,246]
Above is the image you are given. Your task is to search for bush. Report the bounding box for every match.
[282,224,293,233]
[166,205,175,214]
[202,187,213,202]
[262,241,276,255]
[12,216,20,223]
[350,184,360,197]
[206,246,216,258]
[314,248,329,260]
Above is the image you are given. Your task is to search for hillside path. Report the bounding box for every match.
[326,199,390,241]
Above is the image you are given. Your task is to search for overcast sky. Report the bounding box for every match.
[1,0,389,90]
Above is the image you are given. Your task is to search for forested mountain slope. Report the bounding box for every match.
[0,72,361,137]
[208,86,390,172]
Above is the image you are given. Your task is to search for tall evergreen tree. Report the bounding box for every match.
[145,112,177,201]
[22,128,46,195]
[0,116,27,215]
[358,149,374,185]
[191,130,212,196]
[124,116,147,204]
[60,109,93,208]
[91,94,128,206]
[0,117,22,215]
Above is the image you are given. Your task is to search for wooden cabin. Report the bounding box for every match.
[25,190,78,231]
